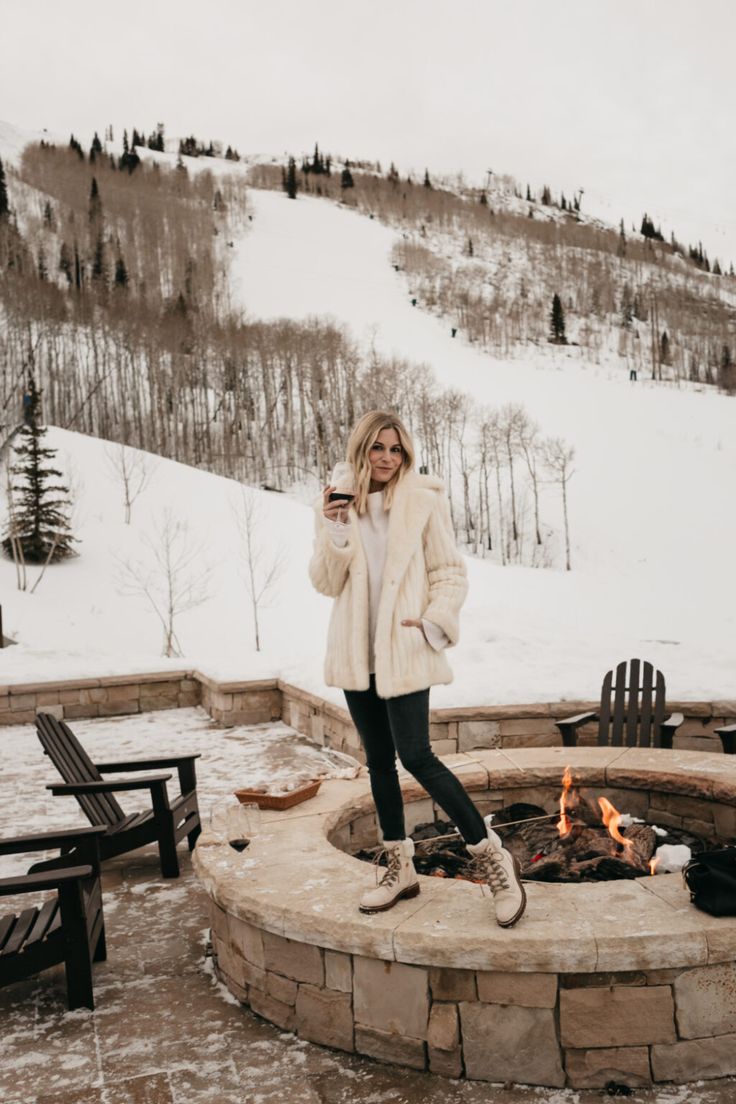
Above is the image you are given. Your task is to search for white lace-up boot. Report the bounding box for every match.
[359,838,420,914]
[466,817,527,928]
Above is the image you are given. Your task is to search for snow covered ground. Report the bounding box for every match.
[1,139,735,707]
[0,706,359,882]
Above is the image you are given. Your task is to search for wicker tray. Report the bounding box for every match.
[233,779,322,810]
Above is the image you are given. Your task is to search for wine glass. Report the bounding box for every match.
[226,803,262,851]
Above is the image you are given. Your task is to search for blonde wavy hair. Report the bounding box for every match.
[346,410,415,515]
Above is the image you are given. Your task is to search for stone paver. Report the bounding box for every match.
[4,712,736,1102]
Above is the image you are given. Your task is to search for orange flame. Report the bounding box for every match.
[598,796,634,857]
[649,856,659,876]
[557,766,573,836]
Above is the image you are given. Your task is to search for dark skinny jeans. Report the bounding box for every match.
[344,675,486,845]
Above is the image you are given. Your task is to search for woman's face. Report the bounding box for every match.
[368,427,403,486]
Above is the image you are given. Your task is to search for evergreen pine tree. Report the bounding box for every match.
[91,233,107,285]
[659,330,671,366]
[713,258,722,275]
[424,168,432,189]
[0,156,10,218]
[37,245,47,280]
[550,293,567,343]
[526,184,532,201]
[89,176,102,222]
[340,166,354,189]
[285,157,298,199]
[2,377,76,563]
[74,242,83,290]
[720,344,733,389]
[114,255,129,288]
[59,241,73,283]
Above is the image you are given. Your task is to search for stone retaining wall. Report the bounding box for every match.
[2,672,735,762]
[279,680,736,759]
[0,671,201,725]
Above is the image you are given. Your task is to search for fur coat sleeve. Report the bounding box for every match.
[420,491,468,647]
[307,507,354,597]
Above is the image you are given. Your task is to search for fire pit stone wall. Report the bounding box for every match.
[193,746,736,1090]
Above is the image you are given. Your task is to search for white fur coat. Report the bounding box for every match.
[308,471,468,699]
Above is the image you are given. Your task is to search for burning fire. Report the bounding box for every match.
[649,856,659,876]
[598,797,634,857]
[557,766,573,836]
[555,767,636,860]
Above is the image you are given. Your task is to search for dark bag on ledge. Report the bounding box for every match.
[683,848,736,916]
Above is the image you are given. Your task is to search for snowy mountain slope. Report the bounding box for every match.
[1,135,734,706]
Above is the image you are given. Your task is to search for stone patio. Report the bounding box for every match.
[3,710,736,1102]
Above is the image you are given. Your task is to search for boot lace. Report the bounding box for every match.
[373,845,402,888]
[468,849,510,895]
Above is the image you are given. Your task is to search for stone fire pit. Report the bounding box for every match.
[193,745,736,1089]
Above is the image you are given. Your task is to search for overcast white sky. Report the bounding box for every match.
[2,0,735,263]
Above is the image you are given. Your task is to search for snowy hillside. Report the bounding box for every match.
[1,416,734,707]
[1,135,735,707]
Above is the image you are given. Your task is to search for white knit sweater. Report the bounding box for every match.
[324,490,449,673]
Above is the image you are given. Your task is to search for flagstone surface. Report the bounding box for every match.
[3,710,736,1101]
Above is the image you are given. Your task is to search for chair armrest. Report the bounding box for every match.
[95,754,200,771]
[47,774,172,795]
[716,724,736,754]
[96,754,199,793]
[0,826,106,857]
[657,713,684,750]
[555,712,598,748]
[556,712,597,728]
[0,865,93,897]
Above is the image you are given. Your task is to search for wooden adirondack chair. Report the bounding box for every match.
[0,825,106,1010]
[555,658,684,749]
[715,724,736,755]
[36,713,201,879]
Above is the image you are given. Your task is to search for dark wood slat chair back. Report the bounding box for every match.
[598,659,668,748]
[36,714,125,827]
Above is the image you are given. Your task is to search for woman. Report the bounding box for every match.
[309,410,526,927]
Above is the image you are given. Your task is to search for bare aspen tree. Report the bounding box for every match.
[541,437,575,571]
[499,404,526,559]
[517,413,542,547]
[105,442,156,523]
[116,510,212,657]
[232,487,286,652]
[475,413,496,555]
[485,410,508,566]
